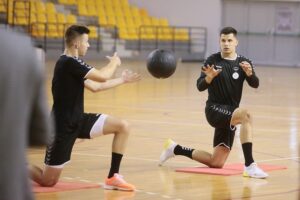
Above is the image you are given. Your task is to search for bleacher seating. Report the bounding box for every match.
[2,0,189,47]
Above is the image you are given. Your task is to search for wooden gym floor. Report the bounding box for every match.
[28,59,300,200]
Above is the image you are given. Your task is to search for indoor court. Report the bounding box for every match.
[28,60,300,200]
[1,0,300,199]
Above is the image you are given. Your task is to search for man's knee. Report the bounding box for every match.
[119,120,130,134]
[235,108,252,123]
[209,161,225,168]
[242,109,252,123]
[40,179,58,187]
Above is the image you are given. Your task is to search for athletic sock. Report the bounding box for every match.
[242,142,254,167]
[108,152,123,178]
[174,145,194,159]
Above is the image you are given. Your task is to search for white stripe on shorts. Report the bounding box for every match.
[89,114,108,138]
[45,161,70,169]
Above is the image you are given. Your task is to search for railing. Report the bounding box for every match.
[11,0,31,32]
[138,25,207,54]
[29,23,118,52]
[3,0,207,57]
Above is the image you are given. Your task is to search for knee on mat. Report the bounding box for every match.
[41,179,58,187]
[209,162,225,169]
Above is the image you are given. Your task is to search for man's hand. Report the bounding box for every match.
[201,65,222,83]
[121,69,141,83]
[240,61,253,77]
[106,52,121,66]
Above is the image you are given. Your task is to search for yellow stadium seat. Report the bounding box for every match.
[29,2,36,14]
[14,2,26,10]
[130,6,140,17]
[98,15,107,25]
[86,5,98,16]
[107,16,116,26]
[119,0,129,7]
[36,13,46,23]
[66,14,77,24]
[47,24,59,38]
[47,13,57,24]
[57,13,66,23]
[114,6,123,12]
[78,4,88,16]
[0,0,6,13]
[103,0,112,6]
[14,10,29,25]
[58,0,67,5]
[126,18,136,28]
[30,13,37,23]
[133,17,142,26]
[35,2,45,14]
[96,5,105,13]
[119,28,138,40]
[151,18,160,26]
[58,0,77,5]
[0,5,5,13]
[45,2,56,14]
[159,18,169,26]
[105,7,115,17]
[139,8,148,17]
[158,29,173,40]
[142,17,152,26]
[31,24,46,37]
[140,27,156,40]
[87,26,98,39]
[95,0,104,8]
[77,0,86,6]
[57,13,66,37]
[174,29,189,41]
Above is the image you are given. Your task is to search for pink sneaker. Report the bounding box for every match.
[104,174,136,191]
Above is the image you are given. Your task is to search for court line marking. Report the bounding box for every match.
[86,97,300,111]
[60,177,184,200]
[86,104,300,121]
[230,188,300,200]
[128,119,295,134]
[72,152,299,164]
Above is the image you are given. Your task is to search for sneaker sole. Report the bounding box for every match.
[243,172,268,179]
[103,184,135,191]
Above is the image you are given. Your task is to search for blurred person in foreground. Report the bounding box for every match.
[0,29,53,200]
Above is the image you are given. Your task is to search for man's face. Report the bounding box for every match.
[219,33,238,55]
[76,34,90,56]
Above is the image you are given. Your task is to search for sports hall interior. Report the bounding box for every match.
[0,0,299,199]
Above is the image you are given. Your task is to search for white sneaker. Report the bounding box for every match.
[158,139,177,166]
[243,163,268,179]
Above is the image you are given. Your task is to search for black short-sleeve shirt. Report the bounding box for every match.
[51,55,93,134]
[197,52,259,108]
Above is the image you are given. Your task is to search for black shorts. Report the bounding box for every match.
[45,113,101,166]
[205,103,236,149]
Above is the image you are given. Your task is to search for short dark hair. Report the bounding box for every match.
[220,27,237,36]
[65,25,90,47]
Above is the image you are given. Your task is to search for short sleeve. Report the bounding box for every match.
[69,57,93,80]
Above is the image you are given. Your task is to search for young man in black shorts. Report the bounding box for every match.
[159,27,268,179]
[30,25,141,191]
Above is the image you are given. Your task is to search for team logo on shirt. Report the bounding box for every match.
[232,72,239,79]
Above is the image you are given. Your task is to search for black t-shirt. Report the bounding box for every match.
[197,52,259,108]
[51,55,93,133]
